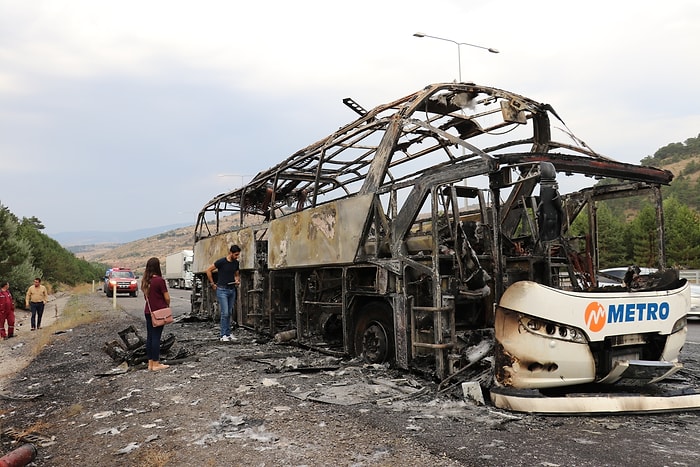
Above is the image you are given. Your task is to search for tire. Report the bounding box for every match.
[353,301,395,364]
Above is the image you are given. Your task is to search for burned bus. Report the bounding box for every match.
[190,82,697,413]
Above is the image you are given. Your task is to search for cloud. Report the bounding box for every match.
[1,0,699,235]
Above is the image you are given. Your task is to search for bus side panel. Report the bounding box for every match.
[267,194,374,269]
[193,227,256,273]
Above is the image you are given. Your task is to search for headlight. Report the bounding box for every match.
[522,316,587,343]
[672,316,687,333]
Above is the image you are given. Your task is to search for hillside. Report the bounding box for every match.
[51,223,191,246]
[664,156,700,183]
[643,135,700,210]
[75,225,194,274]
[76,216,239,274]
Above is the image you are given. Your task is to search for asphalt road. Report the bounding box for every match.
[688,318,700,343]
[101,286,192,321]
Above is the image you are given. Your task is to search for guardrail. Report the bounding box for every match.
[680,270,700,285]
[556,269,700,288]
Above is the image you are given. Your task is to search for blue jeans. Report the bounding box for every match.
[145,313,165,361]
[216,286,237,337]
[30,302,45,329]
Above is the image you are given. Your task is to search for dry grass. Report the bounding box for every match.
[16,420,51,438]
[30,283,102,356]
[64,404,83,418]
[136,447,174,467]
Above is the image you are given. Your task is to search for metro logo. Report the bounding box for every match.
[585,302,606,332]
[608,302,670,323]
[584,300,671,332]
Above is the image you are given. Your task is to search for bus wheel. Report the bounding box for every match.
[354,302,394,364]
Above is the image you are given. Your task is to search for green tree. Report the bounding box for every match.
[0,203,40,308]
[595,203,628,268]
[2,202,106,296]
[643,133,700,164]
[568,202,629,269]
[663,197,700,268]
[628,205,661,267]
[16,218,105,286]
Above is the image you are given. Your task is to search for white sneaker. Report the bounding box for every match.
[227,335,237,342]
[219,335,231,342]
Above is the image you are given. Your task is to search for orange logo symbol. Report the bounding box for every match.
[585,301,606,332]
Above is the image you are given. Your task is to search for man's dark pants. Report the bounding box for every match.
[30,301,45,329]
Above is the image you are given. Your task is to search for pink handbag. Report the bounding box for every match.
[147,298,173,327]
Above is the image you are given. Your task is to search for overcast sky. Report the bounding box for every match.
[2,0,699,236]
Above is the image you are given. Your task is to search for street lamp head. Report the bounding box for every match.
[412,32,500,83]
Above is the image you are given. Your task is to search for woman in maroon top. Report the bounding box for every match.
[141,257,171,371]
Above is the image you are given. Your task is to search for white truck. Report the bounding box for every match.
[165,250,194,289]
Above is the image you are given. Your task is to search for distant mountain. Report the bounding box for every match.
[67,216,238,274]
[52,223,192,247]
[68,224,196,273]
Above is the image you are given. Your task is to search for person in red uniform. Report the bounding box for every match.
[0,281,16,339]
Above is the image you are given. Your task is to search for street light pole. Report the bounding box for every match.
[413,32,499,83]
[217,173,253,188]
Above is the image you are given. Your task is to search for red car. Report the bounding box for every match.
[104,268,139,297]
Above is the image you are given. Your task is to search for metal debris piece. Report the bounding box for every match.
[263,355,343,374]
[462,381,485,405]
[375,387,431,405]
[118,325,146,350]
[102,326,183,367]
[95,362,129,377]
[0,392,43,401]
[2,427,56,447]
[273,329,296,343]
[94,427,122,436]
[114,442,140,455]
[287,390,315,401]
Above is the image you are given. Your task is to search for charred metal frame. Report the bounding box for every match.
[191,82,673,381]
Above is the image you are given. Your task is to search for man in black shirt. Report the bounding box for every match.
[206,245,241,341]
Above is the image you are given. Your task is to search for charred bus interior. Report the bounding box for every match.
[189,83,697,412]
